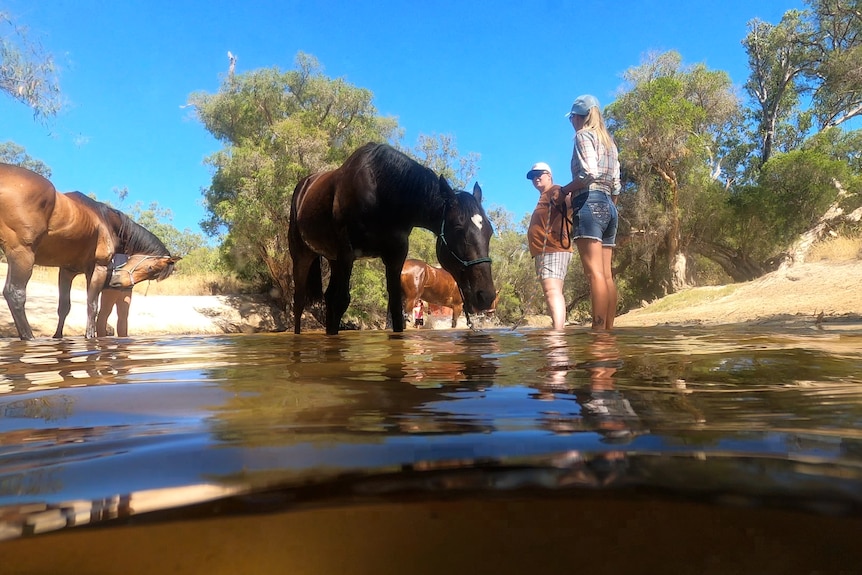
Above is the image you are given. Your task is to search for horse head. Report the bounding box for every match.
[108,254,181,288]
[435,180,496,314]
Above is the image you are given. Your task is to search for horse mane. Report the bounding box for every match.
[67,192,174,275]
[362,144,449,206]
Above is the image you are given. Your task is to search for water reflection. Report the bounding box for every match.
[1,326,862,542]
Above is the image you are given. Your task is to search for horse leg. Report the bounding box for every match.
[82,266,108,339]
[2,249,36,340]
[53,268,76,339]
[292,250,321,335]
[452,303,463,329]
[406,294,419,327]
[383,251,408,333]
[324,257,354,335]
[292,258,308,335]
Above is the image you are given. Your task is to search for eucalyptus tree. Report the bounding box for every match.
[0,12,61,120]
[740,0,862,271]
[0,141,51,176]
[744,0,862,166]
[743,11,814,167]
[608,51,740,294]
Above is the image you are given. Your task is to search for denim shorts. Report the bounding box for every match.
[571,190,618,247]
[534,251,573,280]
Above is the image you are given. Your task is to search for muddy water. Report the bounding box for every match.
[2,325,862,573]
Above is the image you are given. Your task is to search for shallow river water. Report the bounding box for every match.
[2,324,862,574]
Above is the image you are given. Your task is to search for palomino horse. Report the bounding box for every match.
[0,163,179,339]
[401,258,464,328]
[289,143,495,335]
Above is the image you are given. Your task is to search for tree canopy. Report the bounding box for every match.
[0,12,61,120]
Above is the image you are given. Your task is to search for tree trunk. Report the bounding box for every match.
[694,241,770,282]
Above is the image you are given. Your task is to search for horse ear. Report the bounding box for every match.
[170,256,182,263]
[472,182,483,203]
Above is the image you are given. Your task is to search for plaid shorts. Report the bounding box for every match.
[534,251,573,281]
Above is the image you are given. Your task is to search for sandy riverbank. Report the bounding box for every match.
[1,259,861,338]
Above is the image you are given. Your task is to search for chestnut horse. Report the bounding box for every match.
[289,143,495,335]
[0,163,179,340]
[401,259,463,328]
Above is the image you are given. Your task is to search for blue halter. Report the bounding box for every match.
[437,210,492,269]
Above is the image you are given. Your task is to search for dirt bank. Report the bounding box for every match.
[1,260,861,338]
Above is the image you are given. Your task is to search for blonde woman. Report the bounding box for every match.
[559,95,621,330]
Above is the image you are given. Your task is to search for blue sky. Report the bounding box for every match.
[3,0,803,239]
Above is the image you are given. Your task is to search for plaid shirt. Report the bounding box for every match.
[571,130,621,195]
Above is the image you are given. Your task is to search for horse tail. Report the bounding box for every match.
[307,256,324,302]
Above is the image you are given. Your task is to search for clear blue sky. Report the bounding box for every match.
[3,0,803,238]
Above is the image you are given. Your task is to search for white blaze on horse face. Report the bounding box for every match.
[471,214,484,230]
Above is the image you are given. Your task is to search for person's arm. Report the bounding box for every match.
[560,131,599,196]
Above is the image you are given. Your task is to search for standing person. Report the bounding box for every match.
[526,162,573,330]
[560,94,621,330]
[96,287,133,337]
[413,300,425,328]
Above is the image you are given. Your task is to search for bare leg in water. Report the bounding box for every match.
[575,238,616,330]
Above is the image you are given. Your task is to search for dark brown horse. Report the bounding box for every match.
[289,143,495,335]
[401,258,464,328]
[0,163,180,340]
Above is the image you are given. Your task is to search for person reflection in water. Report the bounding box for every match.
[575,333,639,444]
[538,332,642,445]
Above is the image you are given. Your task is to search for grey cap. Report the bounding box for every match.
[565,94,600,118]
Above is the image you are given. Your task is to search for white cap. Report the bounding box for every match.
[526,162,552,180]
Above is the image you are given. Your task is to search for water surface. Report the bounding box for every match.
[2,325,862,572]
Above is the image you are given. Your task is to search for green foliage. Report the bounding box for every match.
[743,11,813,164]
[177,246,223,276]
[345,260,388,329]
[403,133,479,189]
[108,187,210,261]
[0,141,51,175]
[751,148,848,245]
[608,51,739,293]
[0,12,61,121]
[407,228,438,264]
[485,207,541,324]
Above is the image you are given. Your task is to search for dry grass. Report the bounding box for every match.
[807,234,862,262]
[26,266,250,296]
[643,284,741,313]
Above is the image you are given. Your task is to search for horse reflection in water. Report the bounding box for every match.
[289,143,495,335]
[0,163,179,339]
[205,333,503,444]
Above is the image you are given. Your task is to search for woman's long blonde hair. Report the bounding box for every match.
[578,107,616,151]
